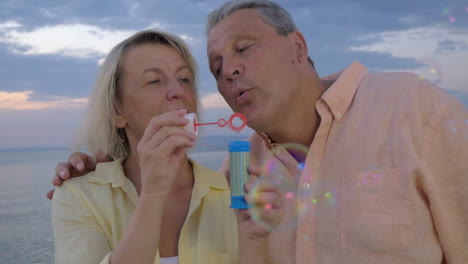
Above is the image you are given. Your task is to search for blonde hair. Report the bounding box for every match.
[76,30,199,160]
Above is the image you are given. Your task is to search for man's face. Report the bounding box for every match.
[207,9,302,133]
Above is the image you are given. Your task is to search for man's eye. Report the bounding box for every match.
[148,79,161,85]
[237,44,252,53]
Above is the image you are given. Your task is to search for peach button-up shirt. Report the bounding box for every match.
[220,61,468,264]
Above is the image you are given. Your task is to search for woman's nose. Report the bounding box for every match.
[167,80,186,100]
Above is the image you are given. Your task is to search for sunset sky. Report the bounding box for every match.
[1,0,467,149]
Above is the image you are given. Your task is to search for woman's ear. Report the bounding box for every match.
[291,31,309,64]
[115,108,127,128]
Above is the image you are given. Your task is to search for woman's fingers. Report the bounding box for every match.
[147,126,196,149]
[139,109,189,146]
[138,126,195,159]
[155,134,195,158]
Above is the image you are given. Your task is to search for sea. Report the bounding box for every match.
[0,143,232,264]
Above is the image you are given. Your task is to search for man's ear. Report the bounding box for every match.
[115,108,127,128]
[291,31,309,64]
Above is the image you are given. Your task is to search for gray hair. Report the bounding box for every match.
[207,0,297,36]
[76,30,199,161]
[206,0,314,67]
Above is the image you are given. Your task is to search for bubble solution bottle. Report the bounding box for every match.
[229,141,250,209]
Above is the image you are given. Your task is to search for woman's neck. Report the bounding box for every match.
[123,152,194,196]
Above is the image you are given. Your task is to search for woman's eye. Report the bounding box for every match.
[180,78,191,83]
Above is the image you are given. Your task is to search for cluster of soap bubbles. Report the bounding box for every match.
[247,143,339,231]
[246,115,468,231]
[442,8,456,23]
[442,7,468,24]
[413,59,442,85]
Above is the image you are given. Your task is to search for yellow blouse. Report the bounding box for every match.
[52,160,239,264]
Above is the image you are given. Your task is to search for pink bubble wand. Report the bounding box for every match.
[194,112,247,133]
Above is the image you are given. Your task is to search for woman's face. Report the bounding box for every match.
[115,43,198,142]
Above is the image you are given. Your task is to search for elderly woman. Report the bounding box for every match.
[52,30,239,264]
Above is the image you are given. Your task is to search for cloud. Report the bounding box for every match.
[398,15,420,25]
[0,90,87,110]
[0,20,201,62]
[0,20,21,30]
[0,107,84,149]
[0,89,228,111]
[350,25,468,58]
[0,21,134,58]
[145,22,163,30]
[39,8,58,18]
[200,93,229,109]
[179,34,196,44]
[350,25,468,92]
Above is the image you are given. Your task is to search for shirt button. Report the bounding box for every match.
[303,182,310,189]
[303,235,310,242]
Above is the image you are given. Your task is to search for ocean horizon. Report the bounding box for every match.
[0,145,232,263]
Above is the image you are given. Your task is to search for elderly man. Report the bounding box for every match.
[50,1,468,263]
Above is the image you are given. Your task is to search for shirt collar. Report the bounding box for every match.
[86,160,127,188]
[320,61,368,122]
[256,61,368,145]
[85,159,229,191]
[191,160,229,190]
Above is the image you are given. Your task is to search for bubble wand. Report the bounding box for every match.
[185,112,247,134]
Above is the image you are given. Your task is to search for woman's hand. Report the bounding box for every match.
[137,109,196,197]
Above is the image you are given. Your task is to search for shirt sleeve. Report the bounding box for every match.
[422,100,468,263]
[52,183,113,264]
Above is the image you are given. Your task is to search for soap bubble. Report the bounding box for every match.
[248,143,312,231]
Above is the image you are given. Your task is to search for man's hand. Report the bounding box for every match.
[46,150,110,199]
[228,166,285,240]
[226,165,285,264]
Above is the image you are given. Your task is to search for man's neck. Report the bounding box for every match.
[267,70,326,147]
[267,111,320,147]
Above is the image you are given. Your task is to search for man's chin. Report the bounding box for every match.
[244,112,267,133]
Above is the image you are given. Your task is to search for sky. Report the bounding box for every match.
[0,0,467,149]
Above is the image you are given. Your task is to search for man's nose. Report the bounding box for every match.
[222,58,243,81]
